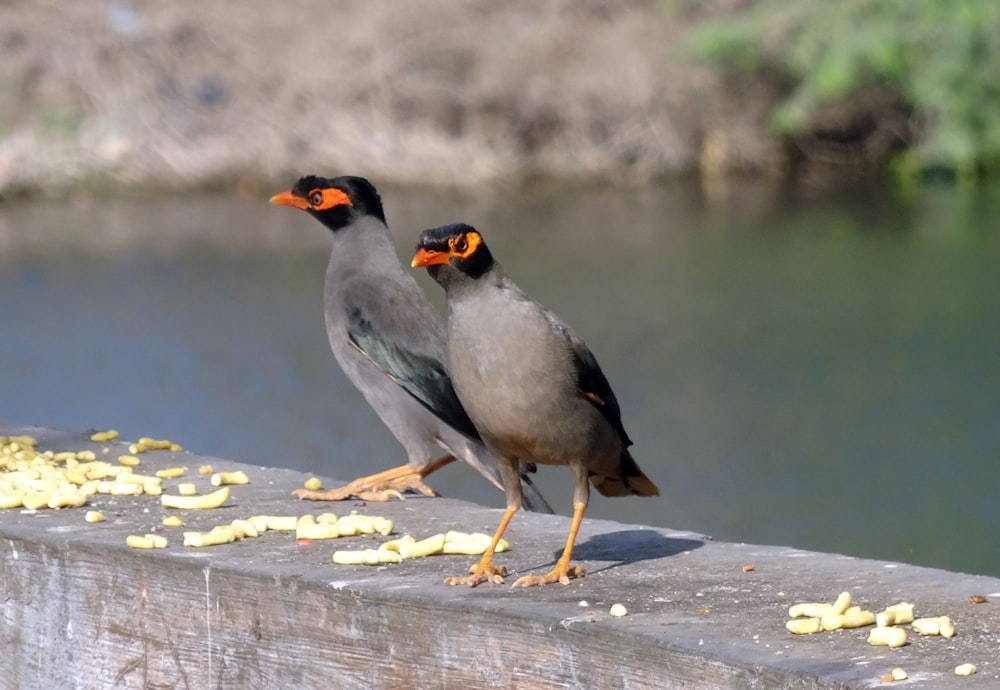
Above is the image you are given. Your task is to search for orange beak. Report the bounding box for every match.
[411,248,451,268]
[269,190,311,211]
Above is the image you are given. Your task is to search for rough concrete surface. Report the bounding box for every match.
[2,421,999,689]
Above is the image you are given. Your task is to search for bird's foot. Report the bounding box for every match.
[292,485,405,502]
[445,560,508,587]
[512,564,586,588]
[291,459,453,502]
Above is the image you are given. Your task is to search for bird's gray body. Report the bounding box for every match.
[323,217,485,472]
[445,268,621,473]
[435,258,652,505]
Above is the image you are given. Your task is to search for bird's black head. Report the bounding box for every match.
[270,175,386,231]
[411,223,494,279]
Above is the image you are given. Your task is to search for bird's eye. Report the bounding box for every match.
[309,191,324,207]
[453,235,468,253]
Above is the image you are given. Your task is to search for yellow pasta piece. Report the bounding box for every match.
[21,493,51,510]
[788,603,833,619]
[48,490,87,509]
[126,534,166,549]
[0,492,24,509]
[867,627,907,648]
[230,519,259,538]
[296,520,340,540]
[155,467,187,479]
[161,486,230,510]
[821,609,875,631]
[138,437,173,450]
[210,470,249,486]
[183,531,235,547]
[830,591,851,615]
[786,618,823,635]
[333,549,402,565]
[263,515,297,531]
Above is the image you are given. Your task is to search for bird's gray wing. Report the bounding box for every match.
[548,315,634,448]
[342,292,482,442]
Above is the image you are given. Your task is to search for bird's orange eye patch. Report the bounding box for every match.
[448,231,481,258]
[308,188,352,211]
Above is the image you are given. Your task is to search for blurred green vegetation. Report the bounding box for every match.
[686,0,1000,180]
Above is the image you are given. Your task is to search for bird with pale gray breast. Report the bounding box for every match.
[412,222,658,587]
[270,177,551,513]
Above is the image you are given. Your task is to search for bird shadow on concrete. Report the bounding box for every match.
[521,530,705,577]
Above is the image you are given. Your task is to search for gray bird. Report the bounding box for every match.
[412,222,659,587]
[270,176,551,512]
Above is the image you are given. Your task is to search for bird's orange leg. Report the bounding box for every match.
[293,455,455,502]
[512,502,587,587]
[445,504,518,587]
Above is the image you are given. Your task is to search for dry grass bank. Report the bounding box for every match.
[0,0,781,195]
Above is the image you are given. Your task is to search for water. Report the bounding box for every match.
[2,179,998,577]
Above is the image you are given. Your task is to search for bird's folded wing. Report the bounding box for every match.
[549,315,634,448]
[343,298,481,441]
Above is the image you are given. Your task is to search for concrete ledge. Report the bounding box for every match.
[2,421,999,688]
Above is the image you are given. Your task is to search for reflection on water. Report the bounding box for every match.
[2,180,999,576]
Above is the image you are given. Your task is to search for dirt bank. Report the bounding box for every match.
[0,0,782,196]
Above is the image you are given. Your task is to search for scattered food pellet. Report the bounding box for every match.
[161,486,230,510]
[198,465,214,475]
[891,668,907,681]
[867,627,907,648]
[876,602,914,627]
[118,455,141,467]
[177,483,198,496]
[84,510,105,523]
[786,618,822,635]
[912,615,955,638]
[304,477,323,491]
[609,603,628,617]
[333,549,401,565]
[789,603,833,618]
[90,430,119,442]
[162,515,184,527]
[126,534,167,549]
[138,437,173,450]
[954,663,976,676]
[155,467,187,479]
[211,470,249,486]
[742,564,755,572]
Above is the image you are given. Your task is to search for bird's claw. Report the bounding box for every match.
[512,565,586,588]
[292,487,405,502]
[445,563,508,587]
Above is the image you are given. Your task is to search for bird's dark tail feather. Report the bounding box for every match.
[591,448,660,498]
